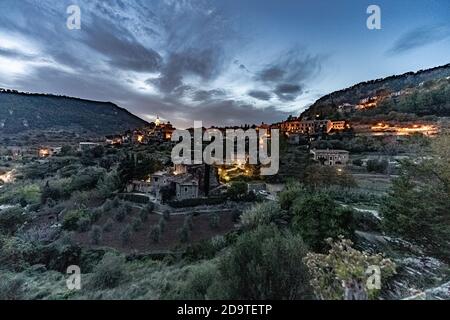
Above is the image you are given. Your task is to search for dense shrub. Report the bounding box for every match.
[103,218,114,233]
[62,209,90,231]
[213,225,313,299]
[113,206,127,222]
[367,159,389,174]
[178,223,191,243]
[76,216,90,232]
[168,197,225,208]
[149,225,161,243]
[0,273,25,300]
[305,238,396,300]
[90,225,102,245]
[88,253,126,289]
[209,213,220,229]
[0,207,28,235]
[131,217,142,232]
[291,193,355,252]
[158,217,166,233]
[120,224,132,245]
[240,202,283,230]
[184,215,194,230]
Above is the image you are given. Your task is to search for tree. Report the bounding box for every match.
[214,225,313,299]
[291,193,354,252]
[96,170,120,198]
[227,181,248,200]
[209,213,220,229]
[90,225,102,245]
[239,202,283,230]
[120,224,132,245]
[304,238,396,300]
[149,225,161,243]
[89,253,126,289]
[178,223,191,243]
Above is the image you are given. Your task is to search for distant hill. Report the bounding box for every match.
[0,89,148,135]
[301,63,450,121]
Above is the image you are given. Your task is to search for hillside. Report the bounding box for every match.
[0,90,148,135]
[301,63,450,121]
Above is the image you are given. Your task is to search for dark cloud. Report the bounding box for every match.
[274,83,303,101]
[192,89,226,101]
[248,90,272,101]
[0,48,35,60]
[186,100,290,127]
[0,0,300,128]
[388,25,450,55]
[151,48,223,94]
[83,16,162,72]
[256,49,322,84]
[255,49,322,102]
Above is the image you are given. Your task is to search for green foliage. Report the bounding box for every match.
[0,91,147,134]
[163,210,171,221]
[305,238,396,300]
[149,225,161,243]
[279,181,308,210]
[382,134,450,260]
[240,202,283,230]
[0,236,35,271]
[168,197,225,208]
[62,209,90,231]
[103,218,114,233]
[227,181,248,200]
[0,273,25,300]
[131,217,142,232]
[0,183,41,206]
[77,216,91,232]
[158,217,166,233]
[291,193,355,252]
[184,215,194,231]
[0,207,28,235]
[178,223,191,243]
[367,159,389,174]
[69,167,105,192]
[90,225,102,245]
[113,206,127,222]
[139,208,149,222]
[214,225,313,299]
[88,253,126,289]
[120,224,132,245]
[209,213,220,229]
[161,261,219,300]
[96,170,120,198]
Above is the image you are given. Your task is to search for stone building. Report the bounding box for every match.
[310,149,349,166]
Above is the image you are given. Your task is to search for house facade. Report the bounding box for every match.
[311,149,350,166]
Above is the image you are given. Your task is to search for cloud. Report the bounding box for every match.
[388,25,450,55]
[256,49,322,84]
[185,100,290,127]
[82,15,162,72]
[254,48,322,102]
[151,48,224,94]
[192,89,226,101]
[248,90,272,101]
[274,83,303,101]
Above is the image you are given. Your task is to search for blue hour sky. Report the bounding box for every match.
[0,0,449,128]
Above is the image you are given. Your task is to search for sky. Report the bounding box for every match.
[0,0,449,128]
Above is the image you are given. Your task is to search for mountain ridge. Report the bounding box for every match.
[0,88,149,135]
[301,63,450,120]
